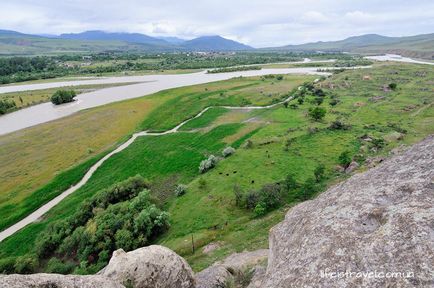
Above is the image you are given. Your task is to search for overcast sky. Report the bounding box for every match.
[1,0,433,47]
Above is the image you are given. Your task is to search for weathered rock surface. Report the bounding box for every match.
[0,245,195,288]
[195,249,268,288]
[0,273,124,288]
[263,135,434,288]
[100,245,195,288]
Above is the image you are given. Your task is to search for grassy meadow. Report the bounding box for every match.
[0,62,433,273]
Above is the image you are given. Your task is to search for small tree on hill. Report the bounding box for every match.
[308,107,326,121]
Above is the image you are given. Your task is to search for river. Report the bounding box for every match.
[0,68,331,135]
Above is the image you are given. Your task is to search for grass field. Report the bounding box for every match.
[0,82,140,109]
[0,63,433,273]
[0,75,311,234]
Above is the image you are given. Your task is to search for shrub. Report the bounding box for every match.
[14,255,38,274]
[329,98,340,106]
[46,258,75,274]
[299,178,318,200]
[329,120,351,130]
[338,150,352,168]
[0,99,16,114]
[314,164,325,182]
[276,75,284,80]
[243,140,253,149]
[388,83,397,90]
[222,146,236,158]
[260,183,283,209]
[308,107,326,121]
[199,155,218,173]
[175,184,187,197]
[245,190,260,209]
[0,257,16,274]
[233,185,244,207]
[371,137,385,149]
[254,203,267,217]
[284,174,298,191]
[50,90,76,105]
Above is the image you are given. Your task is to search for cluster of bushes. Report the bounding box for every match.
[207,66,261,74]
[0,99,16,114]
[30,176,169,274]
[334,58,373,67]
[199,155,218,174]
[234,165,327,217]
[50,90,77,105]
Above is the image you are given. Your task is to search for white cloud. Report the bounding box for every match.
[0,0,433,47]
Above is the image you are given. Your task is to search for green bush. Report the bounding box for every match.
[254,203,267,217]
[33,176,169,270]
[308,107,326,121]
[175,184,187,197]
[14,255,38,274]
[338,150,352,168]
[222,146,236,158]
[199,155,218,173]
[50,90,77,105]
[0,257,16,274]
[314,164,325,182]
[46,258,75,274]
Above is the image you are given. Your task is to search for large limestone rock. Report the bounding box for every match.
[0,245,195,288]
[0,274,123,288]
[100,245,195,288]
[263,135,434,287]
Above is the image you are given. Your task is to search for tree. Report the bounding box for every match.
[199,155,218,173]
[308,107,326,121]
[388,83,397,90]
[51,90,77,105]
[175,184,187,197]
[314,164,325,182]
[222,146,236,157]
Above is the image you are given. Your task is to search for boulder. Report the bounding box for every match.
[100,245,195,288]
[195,249,268,288]
[263,135,434,287]
[0,274,123,288]
[196,265,232,288]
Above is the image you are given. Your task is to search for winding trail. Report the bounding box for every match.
[0,90,298,242]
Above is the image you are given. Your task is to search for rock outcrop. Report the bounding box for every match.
[0,245,195,288]
[262,135,434,288]
[0,274,123,288]
[100,245,195,288]
[195,249,268,288]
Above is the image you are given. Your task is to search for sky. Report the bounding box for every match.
[0,0,433,47]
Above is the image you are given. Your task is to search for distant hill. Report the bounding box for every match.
[59,30,170,46]
[182,36,253,51]
[156,36,186,45]
[0,30,253,55]
[1,29,432,58]
[270,33,434,59]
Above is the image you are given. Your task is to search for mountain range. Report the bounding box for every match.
[0,29,432,59]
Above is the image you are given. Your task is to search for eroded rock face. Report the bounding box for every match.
[263,135,434,288]
[100,245,195,288]
[0,274,124,288]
